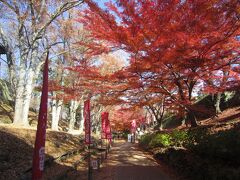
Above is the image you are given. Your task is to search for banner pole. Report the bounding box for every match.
[105,139,107,158]
[88,144,92,180]
[84,99,92,180]
[32,52,49,180]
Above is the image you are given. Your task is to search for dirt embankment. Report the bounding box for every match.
[0,125,85,179]
[141,107,240,180]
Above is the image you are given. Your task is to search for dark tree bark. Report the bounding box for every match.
[186,108,198,127]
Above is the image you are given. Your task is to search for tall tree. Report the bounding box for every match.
[49,11,90,131]
[0,0,84,126]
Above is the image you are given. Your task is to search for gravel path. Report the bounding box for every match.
[93,140,174,180]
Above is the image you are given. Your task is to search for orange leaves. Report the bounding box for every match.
[73,0,240,118]
[109,106,146,131]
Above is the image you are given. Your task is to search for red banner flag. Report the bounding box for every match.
[131,120,137,133]
[84,99,91,144]
[105,114,112,141]
[32,53,49,180]
[106,118,111,139]
[101,112,108,139]
[107,127,112,143]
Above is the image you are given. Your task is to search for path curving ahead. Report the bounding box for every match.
[93,140,175,180]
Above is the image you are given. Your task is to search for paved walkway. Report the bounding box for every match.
[93,140,174,180]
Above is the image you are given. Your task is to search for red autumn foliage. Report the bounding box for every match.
[109,107,146,131]
[76,0,240,127]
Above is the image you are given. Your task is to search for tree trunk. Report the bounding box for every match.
[215,92,222,115]
[92,106,102,135]
[52,99,57,130]
[159,123,163,131]
[68,100,79,132]
[51,99,63,131]
[187,110,198,127]
[13,67,26,126]
[8,66,16,92]
[79,103,84,134]
[153,117,163,130]
[154,118,163,130]
[13,64,40,127]
[13,47,39,127]
[56,101,62,125]
[21,69,35,126]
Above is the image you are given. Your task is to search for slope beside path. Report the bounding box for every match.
[93,140,176,180]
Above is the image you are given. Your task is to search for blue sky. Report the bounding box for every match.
[96,0,110,8]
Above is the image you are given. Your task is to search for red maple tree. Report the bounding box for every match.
[76,0,240,127]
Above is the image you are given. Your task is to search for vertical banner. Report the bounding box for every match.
[101,112,107,139]
[105,114,111,141]
[101,112,112,141]
[131,120,136,133]
[131,120,137,143]
[84,99,91,144]
[101,112,109,139]
[108,127,112,143]
[32,53,49,180]
[101,112,112,142]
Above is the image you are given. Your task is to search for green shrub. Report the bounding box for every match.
[149,133,172,148]
[141,125,240,165]
[171,130,189,147]
[139,133,153,148]
[149,126,240,180]
[140,133,173,148]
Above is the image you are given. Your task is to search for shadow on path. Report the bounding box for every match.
[93,140,174,180]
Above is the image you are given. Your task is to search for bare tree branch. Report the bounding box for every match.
[31,0,84,46]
